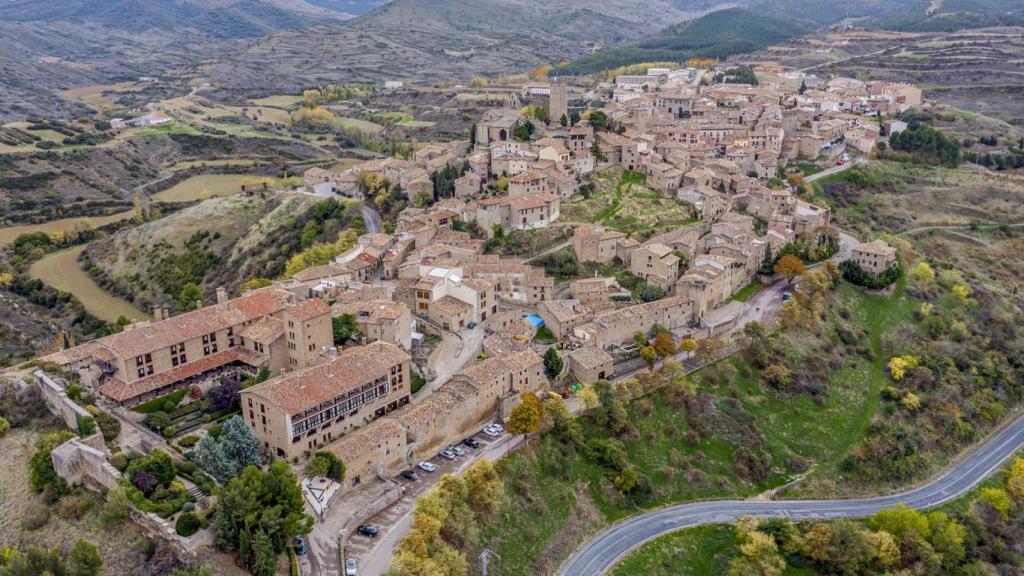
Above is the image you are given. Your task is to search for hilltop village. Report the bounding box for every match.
[29,64,917,573]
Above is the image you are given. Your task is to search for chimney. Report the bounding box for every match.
[216,286,228,305]
[152,306,163,322]
[162,306,170,320]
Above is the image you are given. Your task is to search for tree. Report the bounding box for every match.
[30,430,75,499]
[216,462,313,573]
[208,378,240,412]
[591,140,606,162]
[99,486,130,526]
[640,346,657,372]
[131,469,159,496]
[569,110,580,125]
[910,261,935,285]
[763,364,791,389]
[177,282,203,311]
[869,530,900,567]
[679,337,698,356]
[729,530,785,576]
[196,416,262,482]
[652,331,677,359]
[1006,457,1024,500]
[127,448,176,487]
[542,395,582,445]
[587,110,608,131]
[68,540,103,576]
[870,505,930,539]
[695,338,725,366]
[463,459,504,517]
[332,314,361,345]
[543,347,564,378]
[506,393,543,440]
[979,487,1011,520]
[559,113,568,127]
[305,455,331,479]
[927,512,966,567]
[774,255,805,285]
[577,385,599,411]
[250,530,277,576]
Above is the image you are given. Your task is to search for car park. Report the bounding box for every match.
[463,437,481,449]
[357,525,379,538]
[439,449,457,460]
[418,461,437,472]
[400,470,419,481]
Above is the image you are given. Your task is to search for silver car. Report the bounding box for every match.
[345,558,357,576]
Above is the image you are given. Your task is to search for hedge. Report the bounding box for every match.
[132,388,188,414]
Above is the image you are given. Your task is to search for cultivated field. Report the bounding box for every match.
[0,210,135,248]
[151,174,256,202]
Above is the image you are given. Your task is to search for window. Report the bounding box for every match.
[172,356,179,367]
[136,356,144,367]
[137,368,145,378]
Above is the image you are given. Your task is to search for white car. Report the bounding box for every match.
[418,461,437,473]
[345,558,357,576]
[488,423,504,433]
[439,449,457,460]
[483,427,501,438]
[451,446,466,457]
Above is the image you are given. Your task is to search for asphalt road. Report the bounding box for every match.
[559,412,1024,576]
[804,158,867,183]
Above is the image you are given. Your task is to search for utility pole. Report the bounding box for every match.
[480,549,501,576]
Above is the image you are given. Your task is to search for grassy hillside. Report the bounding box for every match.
[868,0,1024,31]
[81,193,363,311]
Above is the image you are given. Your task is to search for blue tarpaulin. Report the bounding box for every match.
[524,314,544,328]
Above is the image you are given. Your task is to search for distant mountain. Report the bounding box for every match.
[558,0,924,74]
[867,0,1024,31]
[196,0,699,101]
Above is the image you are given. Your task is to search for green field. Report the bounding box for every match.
[152,174,259,202]
[727,281,764,303]
[28,245,149,323]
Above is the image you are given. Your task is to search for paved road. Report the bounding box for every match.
[804,158,866,183]
[559,412,1024,576]
[362,204,383,234]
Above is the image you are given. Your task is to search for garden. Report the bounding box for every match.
[135,368,269,440]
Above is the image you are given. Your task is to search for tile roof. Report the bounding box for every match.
[285,298,331,322]
[239,316,284,343]
[568,346,614,369]
[100,347,265,403]
[244,341,409,415]
[90,288,293,360]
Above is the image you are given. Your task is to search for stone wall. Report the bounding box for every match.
[35,370,92,432]
[50,433,121,492]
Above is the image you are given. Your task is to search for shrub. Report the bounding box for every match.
[176,512,201,537]
[21,505,50,530]
[0,416,9,437]
[109,453,129,471]
[132,470,159,496]
[163,425,177,439]
[94,412,121,442]
[58,494,94,520]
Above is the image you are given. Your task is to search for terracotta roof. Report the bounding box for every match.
[100,347,265,403]
[244,341,409,415]
[88,288,293,360]
[433,296,472,316]
[239,316,284,343]
[333,299,409,322]
[285,298,331,322]
[327,418,405,461]
[291,264,353,283]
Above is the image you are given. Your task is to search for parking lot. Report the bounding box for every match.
[342,426,515,572]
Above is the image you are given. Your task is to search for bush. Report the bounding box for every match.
[178,435,200,448]
[0,416,9,437]
[21,505,50,530]
[840,259,902,289]
[109,453,129,471]
[94,412,121,442]
[58,494,94,520]
[176,512,201,537]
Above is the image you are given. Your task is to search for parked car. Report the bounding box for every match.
[467,321,477,329]
[400,470,419,481]
[463,437,481,449]
[418,461,437,473]
[488,423,504,433]
[451,446,466,457]
[357,525,379,538]
[293,536,306,556]
[345,558,358,576]
[482,427,501,438]
[439,449,457,460]
[782,291,792,301]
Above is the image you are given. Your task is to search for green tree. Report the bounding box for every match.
[588,110,608,131]
[177,282,203,311]
[728,530,785,576]
[542,394,582,445]
[216,462,313,573]
[68,539,103,576]
[542,347,564,378]
[176,512,201,537]
[463,459,504,517]
[99,487,130,526]
[0,545,66,576]
[196,416,262,482]
[332,315,361,345]
[126,448,176,487]
[305,454,331,479]
[640,346,657,371]
[870,505,930,539]
[250,530,277,576]
[29,430,75,499]
[559,113,568,127]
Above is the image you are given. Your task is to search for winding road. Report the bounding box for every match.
[558,411,1024,576]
